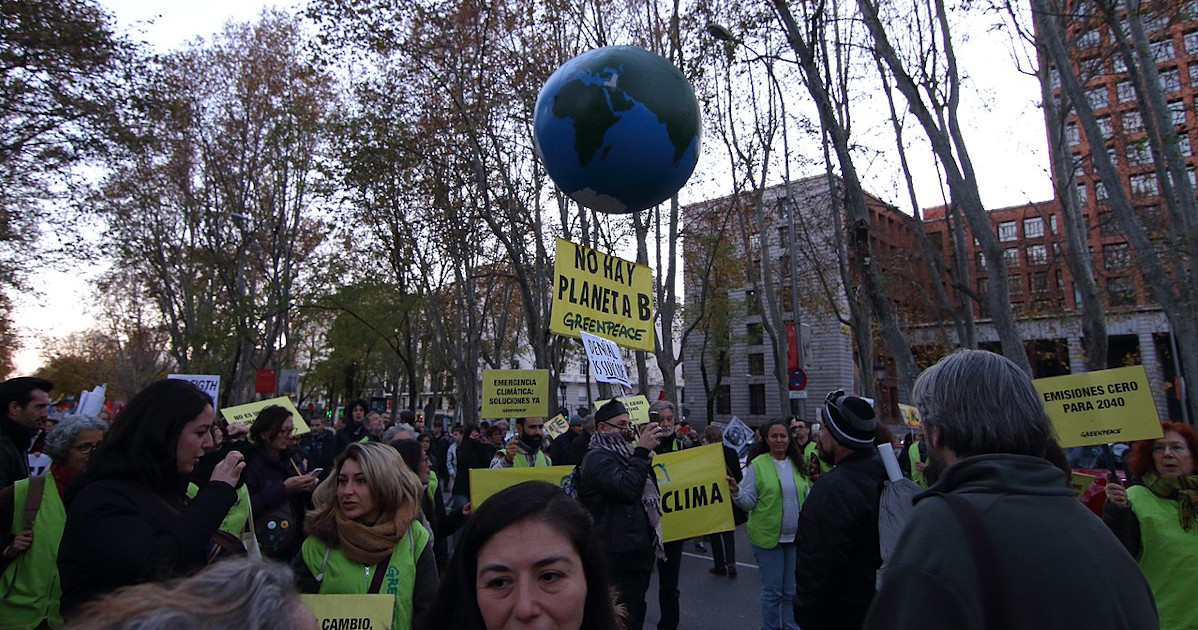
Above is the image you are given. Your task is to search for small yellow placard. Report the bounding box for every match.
[898,403,921,428]
[1069,471,1098,498]
[551,238,655,352]
[543,414,570,440]
[1033,366,1162,448]
[654,444,735,542]
[300,594,393,630]
[481,369,550,419]
[470,465,576,507]
[596,394,651,425]
[220,396,310,436]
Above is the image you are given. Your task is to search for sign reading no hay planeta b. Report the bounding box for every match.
[551,238,654,352]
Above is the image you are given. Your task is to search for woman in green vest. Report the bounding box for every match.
[0,414,107,630]
[298,442,439,630]
[728,419,812,630]
[1103,421,1198,630]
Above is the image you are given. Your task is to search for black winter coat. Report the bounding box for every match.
[795,448,886,630]
[577,446,657,572]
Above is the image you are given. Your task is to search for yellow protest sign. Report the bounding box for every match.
[300,594,393,630]
[551,238,655,352]
[1034,366,1162,447]
[470,465,576,507]
[481,369,550,419]
[898,403,921,428]
[1069,471,1097,498]
[596,395,651,425]
[544,414,570,440]
[220,396,311,436]
[654,444,735,542]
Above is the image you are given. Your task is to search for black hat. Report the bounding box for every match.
[595,399,629,424]
[822,389,877,450]
[569,415,584,427]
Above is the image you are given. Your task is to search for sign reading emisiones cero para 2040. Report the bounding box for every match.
[551,238,654,352]
[1032,365,1162,448]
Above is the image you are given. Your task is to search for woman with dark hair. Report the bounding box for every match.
[424,481,620,630]
[245,405,319,560]
[57,379,246,616]
[1103,421,1198,630]
[391,439,467,572]
[728,419,811,630]
[335,399,370,454]
[297,442,438,630]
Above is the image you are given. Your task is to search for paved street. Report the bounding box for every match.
[643,524,762,630]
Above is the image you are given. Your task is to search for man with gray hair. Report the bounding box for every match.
[864,349,1158,630]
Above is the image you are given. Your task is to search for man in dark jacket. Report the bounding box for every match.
[578,398,663,630]
[795,390,885,630]
[863,350,1158,630]
[0,377,52,491]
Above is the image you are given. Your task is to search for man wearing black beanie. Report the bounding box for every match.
[794,389,886,630]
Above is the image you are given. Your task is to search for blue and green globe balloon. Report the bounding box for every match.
[533,46,702,214]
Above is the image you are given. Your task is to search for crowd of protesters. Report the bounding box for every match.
[0,346,1192,630]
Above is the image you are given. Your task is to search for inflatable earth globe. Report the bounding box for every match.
[533,46,702,214]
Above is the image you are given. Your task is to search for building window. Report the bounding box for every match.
[1124,110,1144,133]
[1181,134,1194,157]
[748,353,765,376]
[1096,180,1109,199]
[1131,173,1160,196]
[976,251,987,270]
[1008,274,1024,297]
[747,322,763,345]
[998,220,1018,242]
[1024,216,1045,239]
[1077,29,1101,50]
[1117,80,1136,103]
[1027,243,1048,265]
[1065,123,1080,146]
[1189,62,1198,89]
[1030,272,1050,295]
[1107,146,1120,168]
[1004,247,1021,268]
[1075,183,1088,204]
[1050,67,1061,89]
[1108,276,1137,305]
[1050,214,1059,234]
[1186,31,1198,54]
[1169,100,1187,126]
[1097,117,1114,138]
[1151,39,1176,61]
[1136,204,1162,225]
[777,227,789,250]
[1086,87,1109,110]
[1161,68,1182,92]
[749,384,766,415]
[716,384,731,414]
[1099,211,1122,237]
[1104,242,1132,269]
[1127,141,1154,166]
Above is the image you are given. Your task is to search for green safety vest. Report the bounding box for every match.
[1,474,65,630]
[1128,485,1198,630]
[746,454,810,550]
[513,450,551,467]
[426,471,439,502]
[800,440,830,475]
[186,482,252,537]
[302,521,430,630]
[906,442,927,488]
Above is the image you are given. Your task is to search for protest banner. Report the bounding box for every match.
[220,396,311,436]
[1033,366,1162,447]
[653,444,735,542]
[543,413,570,440]
[722,416,753,459]
[596,394,651,425]
[580,331,631,389]
[551,238,655,352]
[898,403,921,428]
[470,465,575,507]
[481,369,549,419]
[300,594,394,630]
[168,374,220,411]
[1069,471,1098,498]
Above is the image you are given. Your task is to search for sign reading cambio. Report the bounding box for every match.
[1033,365,1162,448]
[580,331,631,389]
[551,238,655,352]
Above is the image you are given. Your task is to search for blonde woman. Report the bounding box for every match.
[297,442,438,630]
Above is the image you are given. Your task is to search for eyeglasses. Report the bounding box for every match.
[73,443,100,455]
[1153,443,1191,455]
[602,420,630,430]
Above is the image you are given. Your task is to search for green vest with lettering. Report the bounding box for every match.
[1127,485,1198,630]
[746,454,809,550]
[186,482,252,537]
[513,450,551,467]
[1,474,65,630]
[302,521,430,630]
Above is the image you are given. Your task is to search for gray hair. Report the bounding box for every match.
[44,414,108,460]
[382,424,415,443]
[66,557,310,630]
[912,349,1055,459]
[649,400,676,415]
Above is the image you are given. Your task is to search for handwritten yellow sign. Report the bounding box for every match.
[654,445,735,542]
[300,594,393,630]
[470,465,575,507]
[1033,366,1162,448]
[551,238,655,352]
[481,369,549,419]
[220,396,310,436]
[898,403,921,428]
[543,414,570,440]
[596,395,651,425]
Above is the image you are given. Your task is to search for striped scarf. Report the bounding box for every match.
[1142,472,1198,531]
